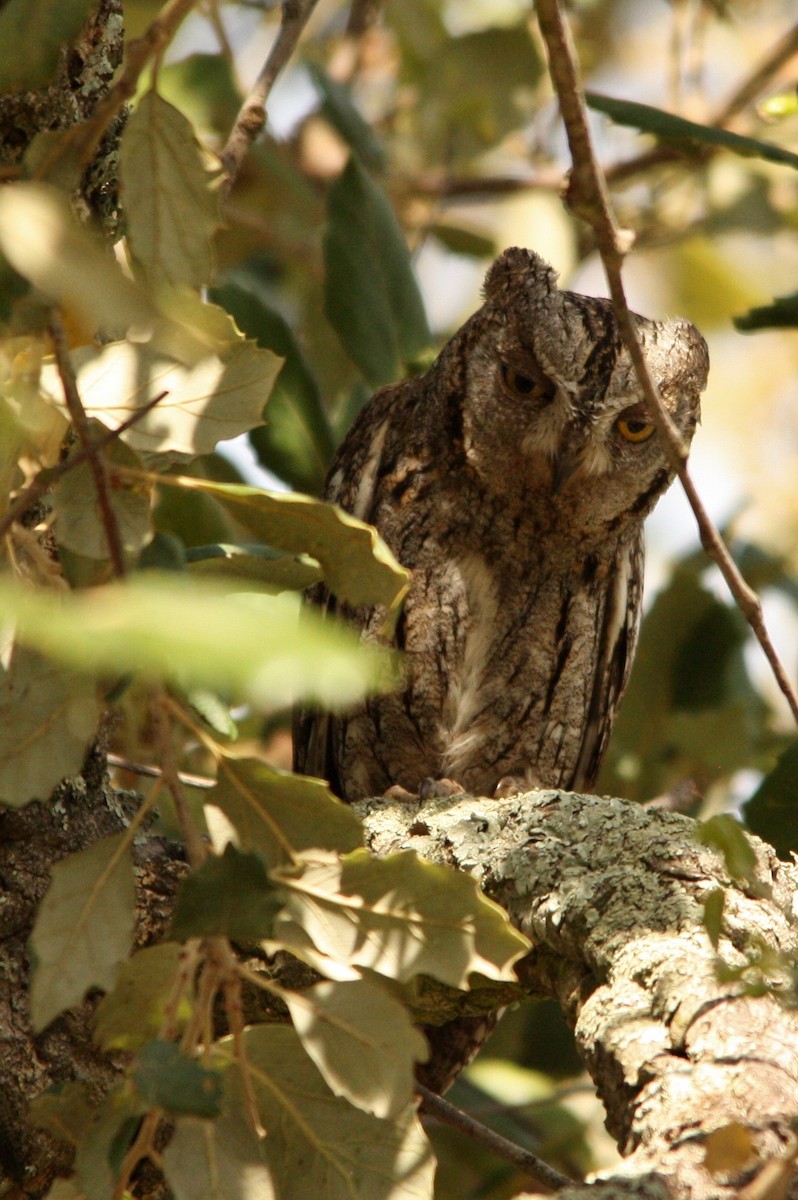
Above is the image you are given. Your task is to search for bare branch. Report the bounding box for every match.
[48,312,125,576]
[221,0,322,200]
[535,0,798,728]
[417,1081,575,1193]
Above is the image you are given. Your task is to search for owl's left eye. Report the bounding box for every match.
[616,414,655,443]
[500,362,555,401]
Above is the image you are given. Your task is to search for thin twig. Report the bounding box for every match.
[0,390,167,545]
[48,313,125,576]
[416,1083,575,1193]
[535,0,798,727]
[152,692,209,869]
[107,751,216,790]
[220,0,322,200]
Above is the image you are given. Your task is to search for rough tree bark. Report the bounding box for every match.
[356,789,798,1200]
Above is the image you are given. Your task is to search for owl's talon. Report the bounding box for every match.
[493,775,526,798]
[419,777,465,800]
[383,784,419,802]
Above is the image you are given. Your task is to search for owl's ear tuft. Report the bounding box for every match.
[482,247,558,304]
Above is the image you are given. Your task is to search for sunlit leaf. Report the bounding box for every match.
[324,157,430,387]
[0,575,396,711]
[228,1025,435,1200]
[120,91,221,290]
[186,544,322,593]
[163,1113,275,1200]
[53,432,154,560]
[275,849,530,988]
[0,642,100,808]
[0,0,96,93]
[30,833,136,1030]
[94,942,184,1050]
[697,814,757,883]
[210,756,362,868]
[157,476,409,612]
[587,92,798,171]
[171,844,284,940]
[134,1041,223,1117]
[286,979,428,1118]
[0,183,155,335]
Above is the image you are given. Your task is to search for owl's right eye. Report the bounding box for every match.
[500,362,555,401]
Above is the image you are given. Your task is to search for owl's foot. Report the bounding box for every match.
[383,784,419,802]
[418,777,465,800]
[493,775,527,798]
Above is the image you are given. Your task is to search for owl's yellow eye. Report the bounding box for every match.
[500,362,555,401]
[616,414,655,443]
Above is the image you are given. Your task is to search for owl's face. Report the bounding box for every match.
[460,249,709,527]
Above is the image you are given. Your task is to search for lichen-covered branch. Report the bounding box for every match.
[355,789,798,1200]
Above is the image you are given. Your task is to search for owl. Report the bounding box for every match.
[294,247,709,804]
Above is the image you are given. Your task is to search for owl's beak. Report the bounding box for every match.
[550,445,581,493]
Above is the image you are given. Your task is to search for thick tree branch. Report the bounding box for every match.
[356,790,798,1200]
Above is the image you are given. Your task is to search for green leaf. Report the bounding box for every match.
[275,849,530,988]
[53,430,153,560]
[0,0,96,93]
[735,291,798,332]
[0,183,155,335]
[74,1088,143,1200]
[133,1041,223,1117]
[30,1081,95,1146]
[171,844,284,940]
[430,222,496,259]
[186,544,323,593]
[120,91,221,291]
[286,979,428,1119]
[0,642,100,807]
[229,1025,435,1200]
[93,942,184,1051]
[0,575,396,711]
[697,814,757,883]
[163,1114,275,1200]
[157,54,243,139]
[39,322,282,459]
[324,157,430,387]
[308,64,387,173]
[586,92,798,172]
[743,739,798,858]
[703,888,725,950]
[210,756,362,868]
[30,833,136,1031]
[159,476,409,612]
[211,280,335,494]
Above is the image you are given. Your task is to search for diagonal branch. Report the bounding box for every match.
[221,0,322,200]
[535,0,798,728]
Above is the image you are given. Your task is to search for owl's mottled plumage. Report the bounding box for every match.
[294,248,708,805]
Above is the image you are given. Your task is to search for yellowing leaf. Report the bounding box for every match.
[30,833,136,1031]
[0,576,396,711]
[93,943,184,1051]
[704,1122,757,1175]
[274,849,530,988]
[210,756,362,868]
[0,183,155,336]
[120,91,221,290]
[0,642,100,808]
[286,979,428,1119]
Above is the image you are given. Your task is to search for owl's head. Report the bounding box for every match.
[459,247,709,523]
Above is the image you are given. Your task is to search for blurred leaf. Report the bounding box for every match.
[308,63,387,173]
[275,849,530,988]
[697,814,756,883]
[0,183,155,336]
[703,888,725,950]
[160,475,409,611]
[286,978,428,1118]
[212,280,334,493]
[94,942,184,1050]
[53,431,154,560]
[587,92,798,171]
[431,223,497,259]
[671,601,746,710]
[0,642,100,807]
[743,739,798,858]
[39,326,282,459]
[186,544,322,593]
[735,291,798,332]
[188,686,238,739]
[163,1113,275,1200]
[30,1081,95,1146]
[0,576,397,711]
[324,157,431,387]
[120,91,221,291]
[171,844,284,940]
[75,1088,143,1200]
[226,1025,435,1200]
[0,0,96,93]
[134,1041,223,1117]
[210,756,362,868]
[30,833,136,1031]
[157,54,242,138]
[704,1123,757,1176]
